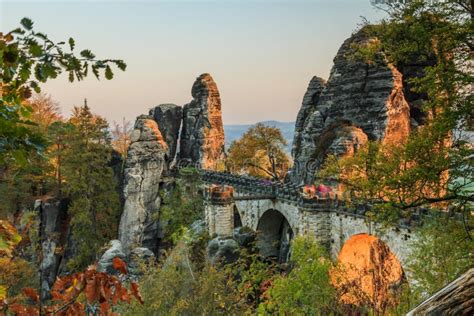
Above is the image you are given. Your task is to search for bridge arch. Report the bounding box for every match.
[233,205,242,228]
[256,209,294,263]
[334,233,407,310]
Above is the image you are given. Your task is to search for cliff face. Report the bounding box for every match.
[180,73,226,170]
[291,76,326,163]
[118,116,168,252]
[149,104,182,166]
[291,30,411,184]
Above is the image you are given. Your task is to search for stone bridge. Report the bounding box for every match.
[200,170,424,279]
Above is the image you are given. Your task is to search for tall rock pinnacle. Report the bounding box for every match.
[179,73,226,170]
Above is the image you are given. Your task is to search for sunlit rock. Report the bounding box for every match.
[118,115,168,252]
[333,233,406,310]
[290,29,411,184]
[180,73,226,170]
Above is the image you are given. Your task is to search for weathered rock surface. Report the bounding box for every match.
[149,104,182,166]
[291,29,411,184]
[97,240,126,274]
[118,115,168,252]
[36,198,69,300]
[334,234,406,310]
[291,76,326,161]
[180,73,226,170]
[98,240,154,277]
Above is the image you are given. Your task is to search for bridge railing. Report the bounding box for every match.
[195,169,461,229]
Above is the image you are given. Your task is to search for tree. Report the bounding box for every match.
[111,118,132,159]
[28,93,62,132]
[0,17,126,166]
[407,217,474,300]
[319,0,473,222]
[259,236,338,314]
[227,123,290,180]
[160,167,204,244]
[63,102,121,270]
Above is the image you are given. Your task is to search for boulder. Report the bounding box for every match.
[233,226,257,247]
[118,115,168,252]
[179,73,226,170]
[97,240,126,274]
[207,237,239,264]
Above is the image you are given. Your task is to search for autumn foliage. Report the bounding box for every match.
[1,221,142,315]
[3,257,142,315]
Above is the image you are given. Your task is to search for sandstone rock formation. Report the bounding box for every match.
[98,240,154,276]
[291,76,326,161]
[117,73,226,255]
[149,104,182,166]
[291,30,411,184]
[333,233,406,310]
[36,198,69,300]
[118,115,168,252]
[180,73,226,170]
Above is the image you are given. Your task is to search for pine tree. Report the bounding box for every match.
[63,101,120,270]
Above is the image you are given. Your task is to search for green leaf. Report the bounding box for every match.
[92,65,100,79]
[30,81,41,93]
[20,17,34,30]
[29,43,43,57]
[105,65,113,80]
[80,49,96,59]
[10,27,25,35]
[69,37,75,51]
[114,60,127,71]
[34,32,48,40]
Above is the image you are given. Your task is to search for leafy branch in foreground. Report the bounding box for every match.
[0,17,127,165]
[1,221,143,315]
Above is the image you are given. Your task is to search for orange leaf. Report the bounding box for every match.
[120,286,130,304]
[22,287,40,303]
[100,301,110,315]
[130,282,144,305]
[85,274,98,304]
[112,257,127,274]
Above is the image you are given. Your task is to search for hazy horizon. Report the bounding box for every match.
[1,0,386,125]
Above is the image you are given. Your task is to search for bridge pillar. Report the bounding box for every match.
[205,185,235,238]
[299,202,332,252]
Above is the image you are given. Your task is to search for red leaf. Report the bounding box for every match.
[130,282,144,305]
[112,257,127,274]
[22,287,40,303]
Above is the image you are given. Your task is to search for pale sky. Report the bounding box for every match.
[1,0,386,125]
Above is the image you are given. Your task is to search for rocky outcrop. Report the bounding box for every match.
[118,115,168,252]
[333,234,406,310]
[36,198,69,300]
[180,73,226,170]
[207,237,240,264]
[291,76,326,161]
[149,104,182,166]
[291,29,411,184]
[98,240,154,277]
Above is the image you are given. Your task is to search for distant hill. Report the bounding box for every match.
[224,120,295,153]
